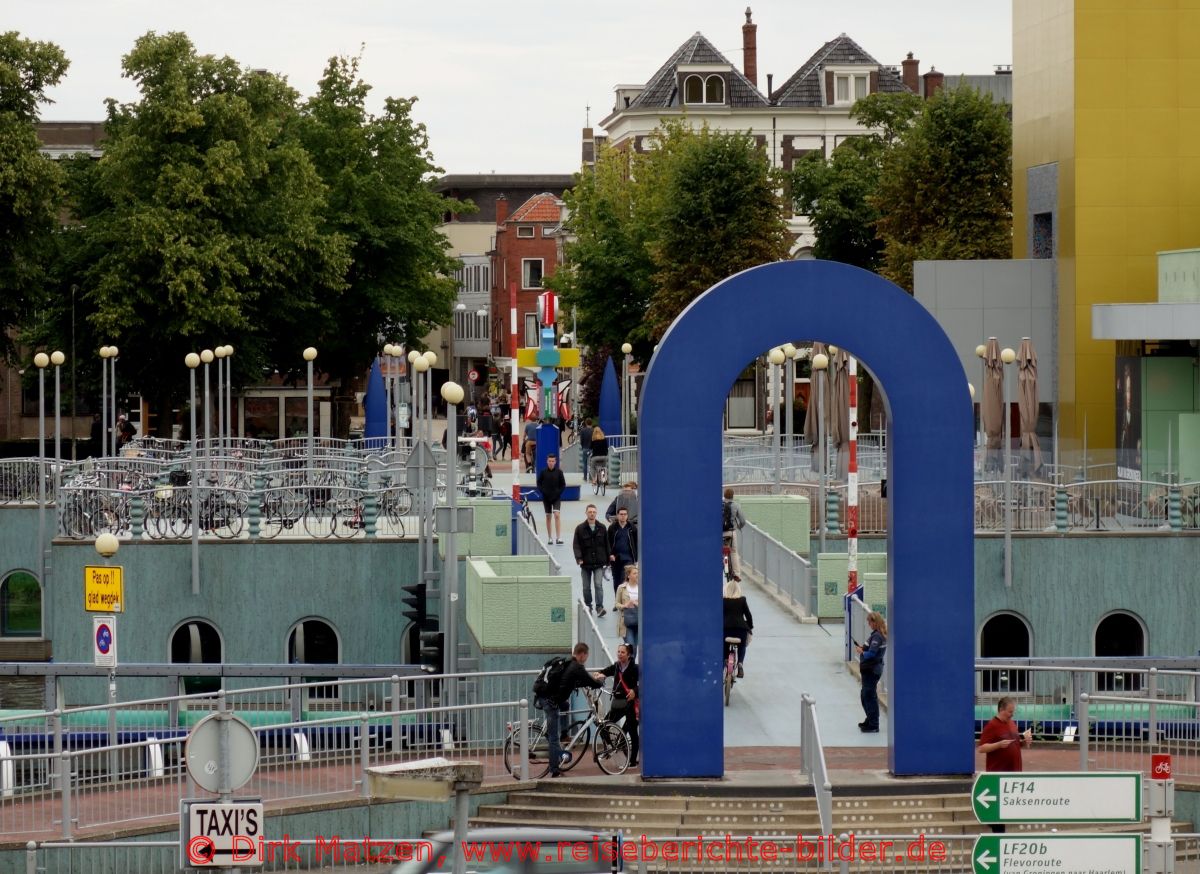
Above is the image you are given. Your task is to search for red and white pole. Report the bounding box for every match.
[509,280,520,501]
[847,355,859,594]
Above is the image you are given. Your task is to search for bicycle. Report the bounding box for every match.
[503,688,630,778]
[518,493,537,534]
[589,457,608,496]
[723,636,742,706]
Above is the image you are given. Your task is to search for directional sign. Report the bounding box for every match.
[972,834,1140,874]
[972,772,1141,823]
[92,615,117,668]
[181,799,264,868]
[84,565,124,613]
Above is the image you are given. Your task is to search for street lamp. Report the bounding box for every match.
[413,354,432,584]
[423,351,437,440]
[200,349,214,462]
[975,343,988,447]
[214,346,226,453]
[107,346,119,456]
[95,531,119,560]
[812,350,829,556]
[383,343,397,446]
[222,345,234,444]
[185,352,201,595]
[34,352,49,587]
[782,343,797,448]
[440,379,465,688]
[303,347,318,466]
[1000,346,1016,589]
[51,351,65,495]
[98,346,112,457]
[768,347,786,494]
[621,342,633,440]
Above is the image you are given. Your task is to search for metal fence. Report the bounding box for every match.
[799,694,832,836]
[737,522,813,614]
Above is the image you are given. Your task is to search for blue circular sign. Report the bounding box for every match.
[96,623,113,654]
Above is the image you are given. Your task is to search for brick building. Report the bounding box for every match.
[488,192,567,359]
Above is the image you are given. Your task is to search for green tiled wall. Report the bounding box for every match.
[465,556,572,649]
[739,495,811,555]
[437,498,512,559]
[816,552,887,618]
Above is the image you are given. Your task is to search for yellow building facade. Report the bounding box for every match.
[1013,0,1200,445]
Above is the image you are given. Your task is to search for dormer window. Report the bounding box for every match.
[683,74,725,105]
[834,73,869,105]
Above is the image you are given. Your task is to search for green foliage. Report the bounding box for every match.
[874,86,1012,291]
[0,32,68,358]
[296,54,465,401]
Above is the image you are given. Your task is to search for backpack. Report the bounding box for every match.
[722,500,735,532]
[532,656,572,699]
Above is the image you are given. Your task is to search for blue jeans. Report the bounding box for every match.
[723,629,748,666]
[860,668,881,729]
[536,697,567,774]
[624,618,639,651]
[580,566,605,610]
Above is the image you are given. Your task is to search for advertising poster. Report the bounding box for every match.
[1116,356,1141,480]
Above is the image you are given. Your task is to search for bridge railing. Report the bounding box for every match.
[799,693,833,839]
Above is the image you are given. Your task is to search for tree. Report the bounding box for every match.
[874,86,1011,292]
[0,32,68,358]
[62,32,351,431]
[297,54,465,435]
[646,126,791,337]
[790,92,921,270]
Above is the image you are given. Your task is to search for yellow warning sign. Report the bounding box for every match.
[84,566,124,613]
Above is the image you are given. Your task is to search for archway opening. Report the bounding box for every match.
[170,620,222,695]
[1095,612,1145,692]
[980,613,1031,694]
[0,572,41,638]
[289,619,340,699]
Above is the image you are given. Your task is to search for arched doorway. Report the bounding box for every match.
[170,619,223,695]
[288,618,341,699]
[639,259,974,777]
[980,612,1032,694]
[0,571,41,638]
[1095,611,1146,692]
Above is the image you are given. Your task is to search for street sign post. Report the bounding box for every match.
[84,565,124,613]
[468,369,480,384]
[971,772,1141,824]
[181,799,264,868]
[92,615,117,668]
[972,834,1140,874]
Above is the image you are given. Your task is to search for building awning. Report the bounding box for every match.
[1092,303,1200,340]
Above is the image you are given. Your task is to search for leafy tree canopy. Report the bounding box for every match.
[0,32,68,358]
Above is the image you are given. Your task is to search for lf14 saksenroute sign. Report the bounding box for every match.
[972,772,1141,823]
[972,834,1140,874]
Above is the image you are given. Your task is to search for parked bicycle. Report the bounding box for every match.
[503,688,630,778]
[519,493,538,534]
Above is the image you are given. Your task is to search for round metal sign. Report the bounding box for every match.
[468,369,480,383]
[185,713,260,794]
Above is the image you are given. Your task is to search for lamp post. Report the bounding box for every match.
[51,352,65,493]
[108,347,119,456]
[812,350,829,556]
[200,349,213,463]
[975,343,988,450]
[185,353,201,596]
[214,347,226,453]
[621,342,632,440]
[34,352,49,587]
[303,347,318,467]
[383,344,397,446]
[768,347,786,493]
[440,379,465,694]
[413,354,431,586]
[1000,345,1016,588]
[99,346,111,457]
[782,343,797,456]
[422,351,438,587]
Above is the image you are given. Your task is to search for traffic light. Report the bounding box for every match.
[419,630,444,674]
[401,582,427,626]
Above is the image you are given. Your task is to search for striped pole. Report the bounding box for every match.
[510,280,520,501]
[847,356,859,594]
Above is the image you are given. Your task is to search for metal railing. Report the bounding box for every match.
[576,599,615,666]
[738,521,814,614]
[514,509,561,573]
[799,694,833,839]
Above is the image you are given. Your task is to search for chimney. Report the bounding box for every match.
[495,194,508,226]
[902,52,920,95]
[742,7,758,88]
[922,67,944,99]
[766,73,774,104]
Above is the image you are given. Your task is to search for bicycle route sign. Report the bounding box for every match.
[972,772,1141,824]
[972,834,1141,874]
[84,565,124,613]
[92,615,117,668]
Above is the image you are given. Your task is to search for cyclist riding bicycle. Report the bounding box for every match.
[588,426,609,485]
[722,578,754,679]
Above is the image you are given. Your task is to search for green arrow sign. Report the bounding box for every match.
[971,772,1141,823]
[972,834,1140,874]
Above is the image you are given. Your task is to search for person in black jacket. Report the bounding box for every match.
[572,503,609,616]
[855,612,888,733]
[607,508,638,596]
[536,454,567,544]
[722,578,754,678]
[538,642,603,777]
[594,643,640,767]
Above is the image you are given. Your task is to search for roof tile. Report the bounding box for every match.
[506,193,562,224]
[628,32,768,110]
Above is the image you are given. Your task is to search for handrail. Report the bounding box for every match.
[799,693,833,840]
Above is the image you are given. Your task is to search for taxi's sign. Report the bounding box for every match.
[84,566,124,613]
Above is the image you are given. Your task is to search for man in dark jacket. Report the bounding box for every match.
[607,507,638,595]
[537,642,603,777]
[572,503,609,616]
[536,454,567,544]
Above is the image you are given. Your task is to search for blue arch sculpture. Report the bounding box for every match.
[639,260,974,777]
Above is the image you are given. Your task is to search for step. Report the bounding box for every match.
[505,791,689,812]
[474,804,683,828]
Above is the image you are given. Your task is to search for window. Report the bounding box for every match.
[454,310,490,342]
[684,75,703,104]
[705,75,725,103]
[453,261,491,295]
[522,258,543,289]
[835,74,869,105]
[1032,212,1054,259]
[1095,611,1145,692]
[516,225,534,238]
[0,571,40,637]
[525,313,539,348]
[683,74,725,105]
[541,226,557,238]
[979,613,1030,693]
[170,619,223,695]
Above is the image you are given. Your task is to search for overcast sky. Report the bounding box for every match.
[13,0,1012,175]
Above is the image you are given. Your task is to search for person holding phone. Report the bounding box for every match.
[854,612,887,732]
[977,696,1033,832]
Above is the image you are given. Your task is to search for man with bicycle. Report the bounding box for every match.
[535,642,604,777]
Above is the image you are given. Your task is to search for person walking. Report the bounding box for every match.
[854,611,887,733]
[532,642,604,778]
[594,643,640,768]
[614,565,640,652]
[977,696,1032,832]
[722,488,746,581]
[496,416,511,460]
[722,578,753,677]
[536,454,567,544]
[607,507,638,596]
[572,504,609,616]
[579,417,594,475]
[605,482,639,526]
